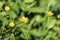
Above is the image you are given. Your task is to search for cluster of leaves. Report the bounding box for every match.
[0,0,60,40]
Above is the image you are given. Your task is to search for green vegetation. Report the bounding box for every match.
[0,0,60,40]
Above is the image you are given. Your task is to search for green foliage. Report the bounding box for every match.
[0,0,60,40]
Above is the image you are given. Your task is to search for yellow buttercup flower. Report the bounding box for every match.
[5,6,10,12]
[20,16,28,23]
[9,22,15,27]
[47,11,54,16]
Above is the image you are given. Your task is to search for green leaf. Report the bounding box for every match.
[10,33,15,40]
[21,29,30,40]
[21,2,36,12]
[30,0,49,13]
[30,29,41,37]
[11,4,19,12]
[56,20,60,25]
[6,1,15,6]
[53,26,60,32]
[35,15,43,23]
[51,0,57,6]
[43,32,56,40]
[9,11,17,19]
[0,1,5,10]
[7,1,19,12]
[0,11,7,16]
[24,0,34,3]
[51,0,60,11]
[4,38,10,40]
[0,15,9,25]
[47,19,56,30]
[4,34,10,40]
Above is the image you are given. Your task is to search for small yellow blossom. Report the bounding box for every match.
[47,11,54,16]
[20,16,28,23]
[9,22,15,27]
[5,6,10,12]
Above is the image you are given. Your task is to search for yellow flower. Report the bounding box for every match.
[5,6,10,12]
[9,22,15,27]
[47,11,54,16]
[20,16,28,23]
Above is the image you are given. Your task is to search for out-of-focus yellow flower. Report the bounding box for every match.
[5,6,10,12]
[20,16,28,23]
[9,22,15,27]
[47,11,54,16]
